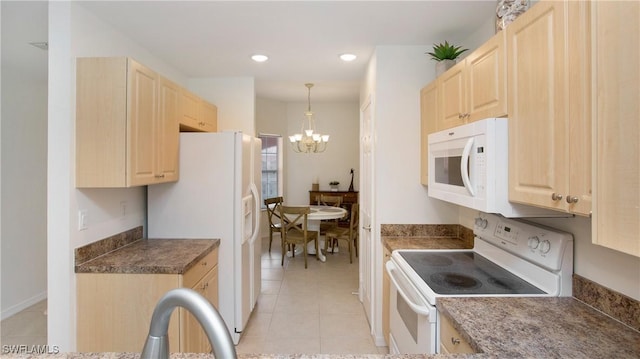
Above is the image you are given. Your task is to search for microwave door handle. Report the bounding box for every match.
[461,137,475,196]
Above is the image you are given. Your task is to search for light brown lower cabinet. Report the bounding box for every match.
[439,314,475,354]
[76,248,218,353]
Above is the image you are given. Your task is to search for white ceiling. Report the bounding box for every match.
[3,1,497,102]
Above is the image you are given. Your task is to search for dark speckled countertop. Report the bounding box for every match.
[381,224,474,253]
[74,238,219,274]
[437,297,640,358]
[53,226,638,358]
[2,354,482,359]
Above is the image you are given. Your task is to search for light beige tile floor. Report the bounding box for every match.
[0,236,388,355]
[236,236,389,355]
[0,300,47,346]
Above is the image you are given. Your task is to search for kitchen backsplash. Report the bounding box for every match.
[381,223,474,247]
[74,226,143,266]
[573,274,640,332]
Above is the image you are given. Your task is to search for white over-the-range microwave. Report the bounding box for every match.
[427,118,562,218]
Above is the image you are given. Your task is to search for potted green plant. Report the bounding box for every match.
[427,41,468,75]
[329,181,340,191]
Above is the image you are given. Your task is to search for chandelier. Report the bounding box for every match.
[289,83,329,153]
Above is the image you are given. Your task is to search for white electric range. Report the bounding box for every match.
[385,213,574,354]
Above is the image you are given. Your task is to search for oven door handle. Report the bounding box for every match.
[386,261,433,317]
[460,137,475,196]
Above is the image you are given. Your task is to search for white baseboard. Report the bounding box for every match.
[1,291,47,321]
[374,334,388,347]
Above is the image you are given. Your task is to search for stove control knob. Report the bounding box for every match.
[528,236,540,249]
[474,217,488,229]
[539,240,551,254]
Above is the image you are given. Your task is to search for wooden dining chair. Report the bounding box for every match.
[318,194,343,237]
[264,196,284,253]
[325,203,359,263]
[279,205,319,269]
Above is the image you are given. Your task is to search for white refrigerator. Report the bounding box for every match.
[147,131,262,344]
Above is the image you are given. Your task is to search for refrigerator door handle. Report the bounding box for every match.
[249,183,261,243]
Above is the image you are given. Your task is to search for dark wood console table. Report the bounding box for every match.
[309,190,358,206]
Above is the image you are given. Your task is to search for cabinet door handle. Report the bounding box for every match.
[566,196,579,204]
[201,261,208,266]
[154,174,165,179]
[451,337,461,345]
[551,192,563,201]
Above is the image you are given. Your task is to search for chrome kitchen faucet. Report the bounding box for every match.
[140,288,237,359]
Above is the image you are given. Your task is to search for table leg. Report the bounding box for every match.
[307,220,326,262]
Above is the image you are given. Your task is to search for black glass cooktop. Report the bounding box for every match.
[398,251,546,295]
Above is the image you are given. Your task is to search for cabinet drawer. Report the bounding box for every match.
[183,247,218,288]
[342,193,358,203]
[440,315,475,354]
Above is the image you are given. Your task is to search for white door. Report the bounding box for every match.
[360,96,373,323]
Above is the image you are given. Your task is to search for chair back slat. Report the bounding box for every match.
[349,203,360,236]
[319,194,342,207]
[279,205,310,238]
[264,196,284,227]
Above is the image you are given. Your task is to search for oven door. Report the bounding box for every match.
[386,260,437,354]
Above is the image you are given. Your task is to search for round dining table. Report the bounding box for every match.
[285,205,347,262]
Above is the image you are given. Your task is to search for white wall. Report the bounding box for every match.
[285,101,359,205]
[188,77,256,135]
[0,61,48,319]
[48,2,189,350]
[361,45,461,346]
[255,97,287,238]
[254,97,360,236]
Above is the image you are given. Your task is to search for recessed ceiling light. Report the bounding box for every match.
[251,54,269,62]
[340,53,357,62]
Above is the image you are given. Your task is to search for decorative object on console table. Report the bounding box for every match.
[329,181,340,192]
[495,0,530,32]
[348,168,355,192]
[427,41,468,76]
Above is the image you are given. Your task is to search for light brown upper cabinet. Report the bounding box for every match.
[420,81,438,185]
[437,31,507,131]
[179,88,218,132]
[438,61,467,130]
[591,1,639,257]
[76,57,179,187]
[507,0,591,216]
[421,32,507,185]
